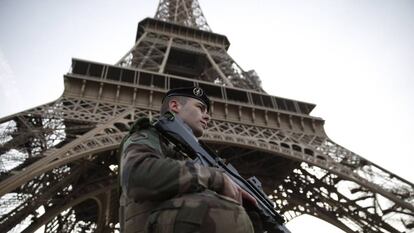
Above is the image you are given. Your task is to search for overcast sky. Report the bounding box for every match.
[1,0,413,232]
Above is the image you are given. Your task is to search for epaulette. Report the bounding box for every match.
[120,117,162,154]
[118,117,153,158]
[129,117,152,134]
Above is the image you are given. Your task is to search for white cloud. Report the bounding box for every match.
[0,49,23,117]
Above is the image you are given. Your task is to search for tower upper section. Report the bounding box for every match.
[155,0,211,31]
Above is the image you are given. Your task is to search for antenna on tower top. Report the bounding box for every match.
[155,0,211,31]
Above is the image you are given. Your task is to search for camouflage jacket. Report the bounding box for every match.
[119,118,230,233]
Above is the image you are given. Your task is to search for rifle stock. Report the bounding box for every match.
[154,113,291,233]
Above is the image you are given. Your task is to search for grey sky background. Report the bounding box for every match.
[1,0,413,232]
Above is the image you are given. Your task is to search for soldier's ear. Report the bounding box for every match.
[169,99,181,113]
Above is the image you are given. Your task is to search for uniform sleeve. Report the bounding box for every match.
[120,128,224,202]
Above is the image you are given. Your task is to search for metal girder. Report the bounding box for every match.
[1,0,413,232]
[204,120,414,212]
[155,0,211,31]
[21,181,117,233]
[0,165,82,233]
[273,165,407,232]
[1,105,412,232]
[0,110,131,197]
[116,19,265,91]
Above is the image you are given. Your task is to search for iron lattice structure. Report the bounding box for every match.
[0,0,413,232]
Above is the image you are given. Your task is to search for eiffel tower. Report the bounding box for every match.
[0,0,413,232]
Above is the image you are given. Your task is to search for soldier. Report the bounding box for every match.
[119,87,258,233]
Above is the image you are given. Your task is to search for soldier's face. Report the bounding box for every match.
[173,98,210,137]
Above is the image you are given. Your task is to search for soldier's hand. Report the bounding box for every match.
[221,174,257,207]
[241,188,258,207]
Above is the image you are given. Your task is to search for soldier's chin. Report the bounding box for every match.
[193,128,203,138]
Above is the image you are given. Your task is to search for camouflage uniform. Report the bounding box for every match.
[119,118,254,233]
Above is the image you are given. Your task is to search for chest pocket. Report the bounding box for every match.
[146,200,209,233]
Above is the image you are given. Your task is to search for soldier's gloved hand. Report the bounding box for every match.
[221,174,258,207]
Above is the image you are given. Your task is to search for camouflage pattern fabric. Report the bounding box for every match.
[146,191,253,233]
[119,118,254,233]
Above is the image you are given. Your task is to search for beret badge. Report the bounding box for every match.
[193,87,203,97]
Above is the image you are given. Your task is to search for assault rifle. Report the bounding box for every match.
[153,112,291,233]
